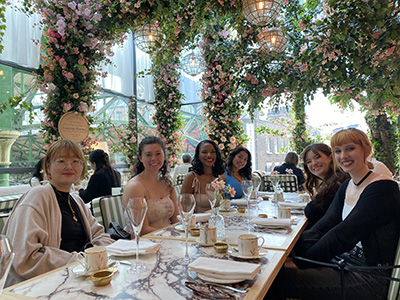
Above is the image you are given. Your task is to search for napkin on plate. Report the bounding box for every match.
[107,239,160,255]
[193,213,211,223]
[278,202,307,209]
[283,193,300,201]
[188,257,261,280]
[250,217,294,227]
[231,199,257,206]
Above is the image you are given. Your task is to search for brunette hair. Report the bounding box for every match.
[330,128,374,170]
[285,152,299,166]
[226,146,252,180]
[192,140,225,177]
[89,149,121,186]
[302,143,349,204]
[43,139,87,180]
[134,136,172,186]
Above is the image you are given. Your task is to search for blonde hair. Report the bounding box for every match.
[330,129,374,170]
[43,139,87,180]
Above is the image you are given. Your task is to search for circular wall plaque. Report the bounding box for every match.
[58,112,90,143]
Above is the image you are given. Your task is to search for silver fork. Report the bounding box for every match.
[185,272,247,293]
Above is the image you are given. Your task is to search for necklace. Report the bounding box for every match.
[68,195,78,222]
[353,170,372,186]
[232,172,244,183]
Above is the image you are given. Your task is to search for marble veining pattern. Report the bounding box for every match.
[10,239,276,300]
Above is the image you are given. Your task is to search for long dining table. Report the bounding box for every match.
[1,192,308,300]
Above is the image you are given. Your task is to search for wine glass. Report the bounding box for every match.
[252,174,262,202]
[177,194,196,264]
[0,235,14,294]
[205,183,217,209]
[126,197,148,273]
[241,180,253,212]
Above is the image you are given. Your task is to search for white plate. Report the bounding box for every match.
[197,272,245,284]
[108,245,160,257]
[228,248,268,259]
[175,224,185,232]
[72,261,119,277]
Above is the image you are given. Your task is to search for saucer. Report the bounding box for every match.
[72,260,119,277]
[228,248,268,259]
[175,224,185,232]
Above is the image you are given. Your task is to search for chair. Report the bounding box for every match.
[0,213,9,233]
[388,239,400,300]
[97,194,127,231]
[175,174,186,186]
[262,174,299,192]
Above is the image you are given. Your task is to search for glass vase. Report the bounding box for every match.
[208,206,225,241]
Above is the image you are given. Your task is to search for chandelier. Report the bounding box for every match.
[258,27,288,53]
[181,51,206,76]
[242,0,281,27]
[133,23,162,54]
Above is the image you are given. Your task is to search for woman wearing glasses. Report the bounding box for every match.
[75,149,121,203]
[2,140,113,287]
[268,129,400,300]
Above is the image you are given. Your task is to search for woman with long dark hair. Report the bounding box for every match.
[77,149,121,203]
[220,146,252,199]
[180,140,225,212]
[122,136,179,234]
[302,143,349,227]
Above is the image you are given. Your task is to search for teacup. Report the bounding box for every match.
[78,246,108,273]
[278,207,291,219]
[220,199,231,211]
[199,225,216,245]
[238,234,265,257]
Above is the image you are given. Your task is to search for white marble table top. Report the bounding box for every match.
[7,239,285,300]
[147,199,307,251]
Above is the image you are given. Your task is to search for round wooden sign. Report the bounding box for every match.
[58,112,89,143]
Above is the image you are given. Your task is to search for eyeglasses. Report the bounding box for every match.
[332,124,359,133]
[53,159,83,169]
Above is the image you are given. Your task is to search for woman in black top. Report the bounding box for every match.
[302,143,349,228]
[267,129,400,300]
[77,149,121,203]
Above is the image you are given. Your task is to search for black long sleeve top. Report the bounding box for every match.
[296,179,400,266]
[79,168,121,203]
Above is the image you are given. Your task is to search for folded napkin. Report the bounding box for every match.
[188,257,261,280]
[278,202,307,209]
[283,193,300,201]
[231,199,257,206]
[193,213,211,223]
[107,239,160,255]
[250,217,294,227]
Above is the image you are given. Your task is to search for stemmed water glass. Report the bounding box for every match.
[205,183,217,210]
[177,194,196,264]
[0,235,13,294]
[126,197,148,273]
[252,174,262,203]
[241,180,253,212]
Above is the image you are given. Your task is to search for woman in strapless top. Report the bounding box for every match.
[180,140,225,213]
[123,136,179,235]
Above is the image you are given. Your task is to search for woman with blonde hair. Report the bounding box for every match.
[3,140,113,287]
[268,128,400,300]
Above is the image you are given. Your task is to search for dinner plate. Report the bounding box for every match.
[197,272,245,284]
[251,224,289,229]
[228,248,268,259]
[72,261,119,277]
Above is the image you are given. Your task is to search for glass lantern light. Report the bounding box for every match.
[133,23,163,54]
[258,27,288,53]
[242,0,281,27]
[181,51,206,76]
